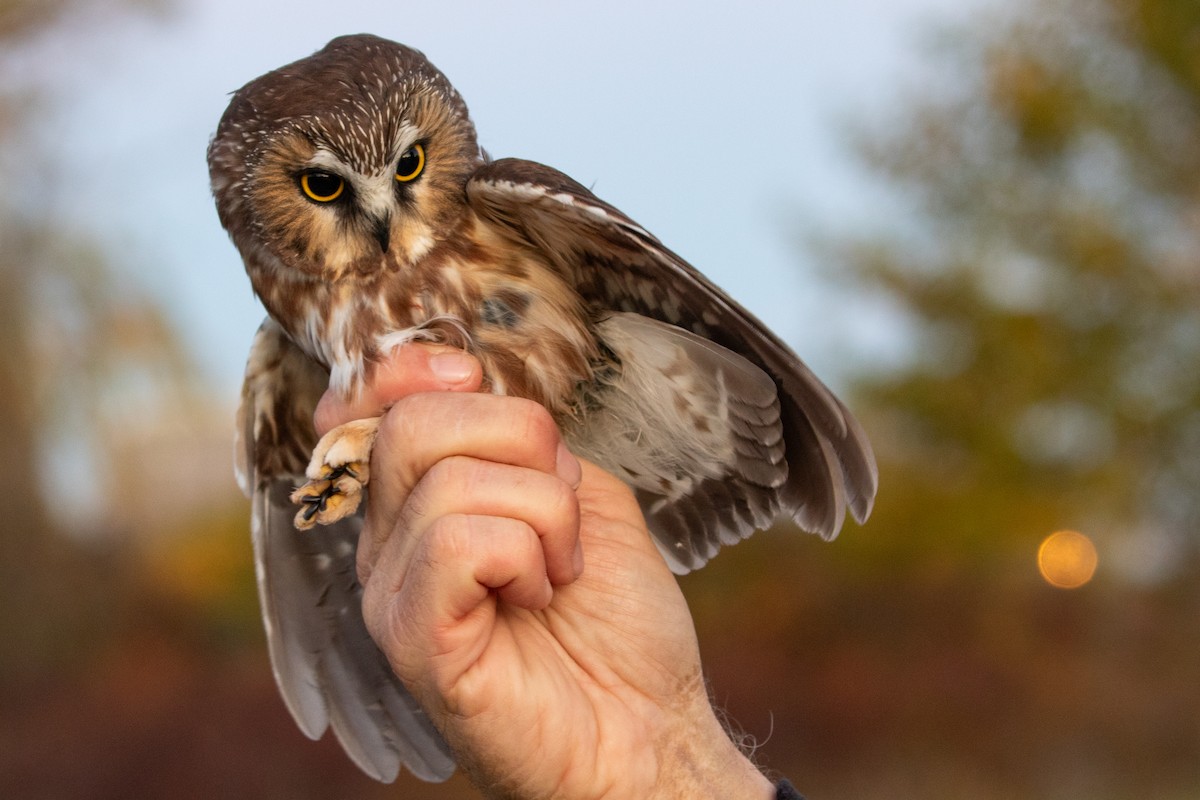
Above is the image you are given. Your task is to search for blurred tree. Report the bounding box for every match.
[683,1,1200,796]
[828,0,1200,579]
[0,0,196,680]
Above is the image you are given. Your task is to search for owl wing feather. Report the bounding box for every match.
[467,158,877,570]
[238,319,454,783]
[585,312,792,572]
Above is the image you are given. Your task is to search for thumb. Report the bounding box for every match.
[314,345,483,435]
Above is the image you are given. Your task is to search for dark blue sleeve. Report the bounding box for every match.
[776,778,806,800]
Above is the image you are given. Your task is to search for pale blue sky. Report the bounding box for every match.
[31,0,982,393]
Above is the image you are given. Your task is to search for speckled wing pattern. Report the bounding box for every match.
[235,156,877,781]
[467,158,877,572]
[237,319,454,783]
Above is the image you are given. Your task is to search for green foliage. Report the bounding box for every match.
[833,0,1200,577]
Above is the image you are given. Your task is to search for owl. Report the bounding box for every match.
[209,34,877,783]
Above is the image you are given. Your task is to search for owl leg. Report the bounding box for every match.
[289,417,381,529]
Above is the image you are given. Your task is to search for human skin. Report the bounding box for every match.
[314,344,775,800]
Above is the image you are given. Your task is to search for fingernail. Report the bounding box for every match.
[429,352,476,386]
[556,441,582,489]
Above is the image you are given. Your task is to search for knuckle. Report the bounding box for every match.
[420,454,481,495]
[376,395,423,446]
[545,474,580,525]
[422,513,475,562]
[510,396,560,450]
[359,563,393,645]
[355,527,376,586]
[359,574,383,634]
[356,553,372,588]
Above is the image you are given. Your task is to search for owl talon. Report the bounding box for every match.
[290,475,364,529]
[298,483,334,521]
[289,418,381,529]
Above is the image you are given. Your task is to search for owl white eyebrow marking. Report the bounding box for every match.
[391,122,421,159]
[208,34,880,786]
[305,149,351,173]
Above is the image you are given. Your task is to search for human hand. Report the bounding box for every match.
[315,344,775,799]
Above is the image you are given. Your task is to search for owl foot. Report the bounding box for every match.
[290,418,380,529]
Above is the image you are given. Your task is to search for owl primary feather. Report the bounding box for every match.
[209,34,877,784]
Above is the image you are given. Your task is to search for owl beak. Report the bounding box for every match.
[372,215,391,253]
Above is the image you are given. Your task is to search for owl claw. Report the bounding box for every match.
[299,492,325,522]
[291,472,363,528]
[296,466,354,520]
[289,418,381,529]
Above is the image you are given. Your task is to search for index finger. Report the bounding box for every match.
[314,345,483,436]
[360,392,582,570]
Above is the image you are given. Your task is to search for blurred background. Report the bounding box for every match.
[1,0,1197,797]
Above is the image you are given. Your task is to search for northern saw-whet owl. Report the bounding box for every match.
[208,34,877,784]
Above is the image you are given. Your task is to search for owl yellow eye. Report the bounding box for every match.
[395,144,425,182]
[300,171,345,203]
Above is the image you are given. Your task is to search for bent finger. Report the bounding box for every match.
[362,512,552,686]
[314,345,483,436]
[357,455,581,587]
[363,392,580,546]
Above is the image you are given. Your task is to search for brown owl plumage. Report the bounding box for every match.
[208,34,877,783]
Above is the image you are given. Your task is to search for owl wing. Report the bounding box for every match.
[237,318,454,783]
[466,158,877,572]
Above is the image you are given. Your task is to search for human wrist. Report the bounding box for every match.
[648,691,774,800]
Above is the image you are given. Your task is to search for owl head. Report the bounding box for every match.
[208,35,482,280]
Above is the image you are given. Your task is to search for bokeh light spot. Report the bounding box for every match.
[1038,530,1098,589]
